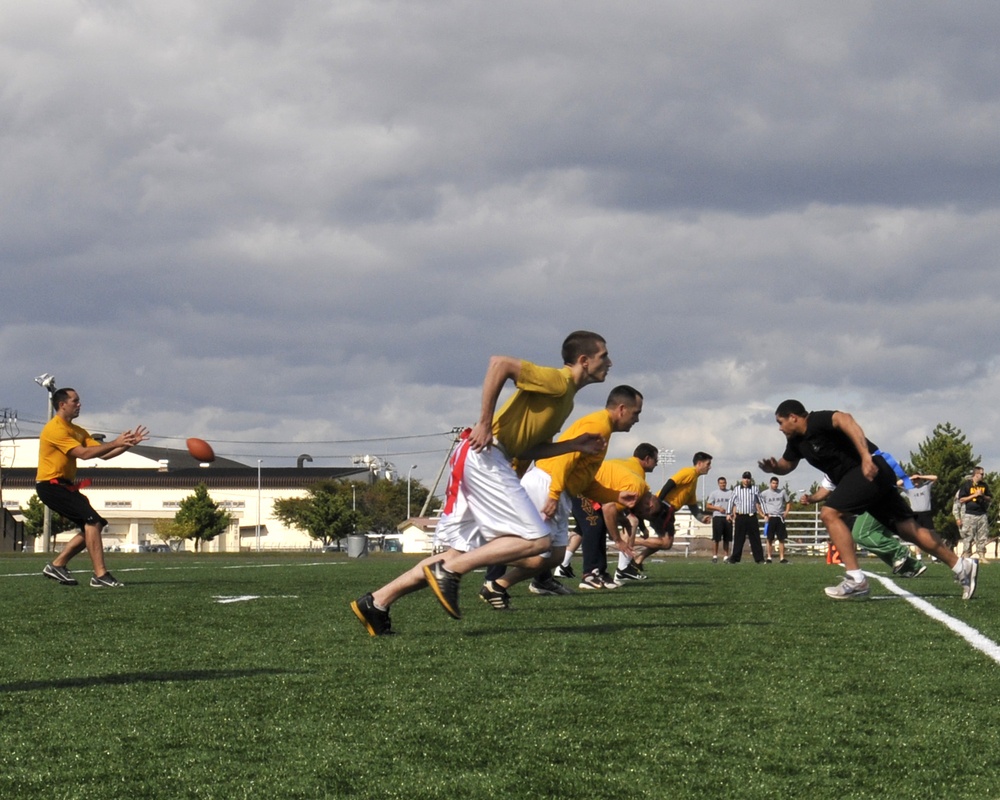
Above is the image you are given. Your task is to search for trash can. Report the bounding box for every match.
[347,534,368,559]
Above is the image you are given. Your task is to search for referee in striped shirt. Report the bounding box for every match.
[727,471,765,563]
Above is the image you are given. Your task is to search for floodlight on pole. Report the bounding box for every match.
[34,373,56,553]
[657,448,676,482]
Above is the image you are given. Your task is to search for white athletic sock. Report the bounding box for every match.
[618,552,630,571]
[952,559,966,575]
[847,569,865,583]
[561,551,573,568]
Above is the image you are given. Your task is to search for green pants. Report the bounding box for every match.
[851,513,914,569]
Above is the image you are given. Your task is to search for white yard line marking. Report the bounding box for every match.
[865,571,1000,666]
[212,595,300,604]
[0,561,344,579]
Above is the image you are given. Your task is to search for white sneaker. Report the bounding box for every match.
[957,558,979,601]
[824,576,870,600]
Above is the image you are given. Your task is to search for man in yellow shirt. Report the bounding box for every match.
[554,443,658,584]
[578,448,662,589]
[37,388,149,588]
[630,452,713,571]
[478,387,644,605]
[351,331,612,636]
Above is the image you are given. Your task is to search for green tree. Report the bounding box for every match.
[153,518,195,549]
[354,477,438,533]
[175,484,233,552]
[273,480,358,548]
[20,494,77,539]
[904,422,991,545]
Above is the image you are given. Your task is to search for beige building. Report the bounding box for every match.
[0,438,366,552]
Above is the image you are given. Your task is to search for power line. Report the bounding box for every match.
[12,419,457,446]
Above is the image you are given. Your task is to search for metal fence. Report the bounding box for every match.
[669,508,829,556]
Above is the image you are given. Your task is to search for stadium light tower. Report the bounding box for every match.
[657,447,676,482]
[34,373,56,553]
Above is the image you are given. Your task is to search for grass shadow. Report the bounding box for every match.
[0,667,301,694]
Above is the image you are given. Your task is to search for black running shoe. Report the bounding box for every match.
[614,564,646,582]
[423,560,462,619]
[90,572,124,588]
[43,563,79,586]
[479,580,512,611]
[351,593,396,636]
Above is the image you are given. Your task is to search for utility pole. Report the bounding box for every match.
[34,373,56,552]
[419,428,464,518]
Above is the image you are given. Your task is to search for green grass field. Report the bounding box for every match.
[2,552,998,800]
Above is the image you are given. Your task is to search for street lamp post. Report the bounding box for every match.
[256,459,262,552]
[34,373,56,553]
[407,464,418,519]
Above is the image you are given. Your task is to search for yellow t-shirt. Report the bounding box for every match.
[587,458,650,509]
[534,408,612,502]
[661,465,699,509]
[621,456,647,480]
[494,361,577,475]
[36,416,100,482]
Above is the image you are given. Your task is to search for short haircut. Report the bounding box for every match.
[51,388,76,411]
[693,451,713,464]
[770,477,779,483]
[718,476,727,483]
[561,330,606,364]
[605,385,642,409]
[775,399,808,418]
[633,442,658,462]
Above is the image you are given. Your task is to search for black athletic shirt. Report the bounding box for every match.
[781,410,878,484]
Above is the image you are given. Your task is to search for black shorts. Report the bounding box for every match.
[764,516,787,542]
[914,510,935,530]
[824,458,915,531]
[711,516,732,543]
[35,481,108,530]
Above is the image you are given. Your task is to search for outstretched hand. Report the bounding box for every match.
[117,426,150,447]
[758,457,779,473]
[572,432,607,455]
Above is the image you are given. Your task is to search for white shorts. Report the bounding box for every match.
[433,441,550,553]
[519,466,571,548]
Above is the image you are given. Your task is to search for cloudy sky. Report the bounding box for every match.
[3,1,999,496]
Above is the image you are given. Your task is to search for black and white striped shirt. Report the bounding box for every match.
[727,484,762,515]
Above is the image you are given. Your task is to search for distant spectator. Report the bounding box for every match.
[705,476,733,563]
[760,476,791,563]
[958,467,992,560]
[727,471,765,564]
